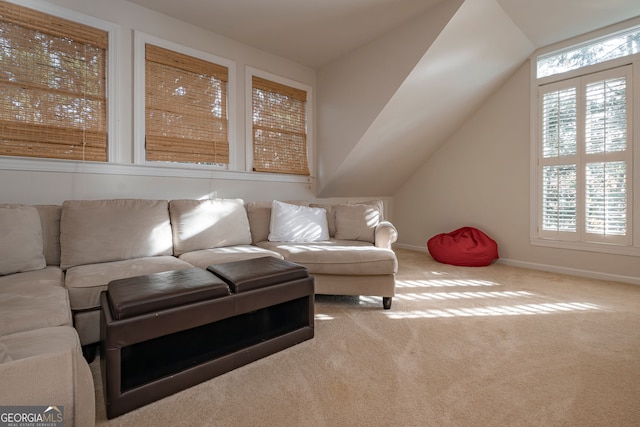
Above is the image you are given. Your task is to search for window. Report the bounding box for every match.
[534,25,638,254]
[0,0,108,161]
[537,26,640,78]
[539,67,632,246]
[251,75,310,175]
[144,43,229,166]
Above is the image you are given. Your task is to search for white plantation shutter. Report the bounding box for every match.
[585,161,627,236]
[542,164,577,233]
[583,68,631,244]
[538,66,632,245]
[585,77,627,154]
[541,88,577,158]
[539,82,578,239]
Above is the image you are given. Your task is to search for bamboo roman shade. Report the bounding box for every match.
[0,1,108,161]
[252,76,309,175]
[145,44,229,164]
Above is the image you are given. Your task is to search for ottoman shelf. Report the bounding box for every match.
[119,296,310,392]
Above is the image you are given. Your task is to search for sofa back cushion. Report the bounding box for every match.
[0,343,11,363]
[246,201,272,244]
[334,203,381,243]
[169,199,252,256]
[34,205,62,266]
[308,203,337,236]
[60,199,173,270]
[309,200,384,242]
[0,205,46,276]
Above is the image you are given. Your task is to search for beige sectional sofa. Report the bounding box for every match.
[0,198,397,425]
[247,200,398,308]
[0,205,95,427]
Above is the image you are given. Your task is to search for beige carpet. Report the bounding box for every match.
[91,249,640,426]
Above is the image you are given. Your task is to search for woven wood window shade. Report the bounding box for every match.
[252,76,309,175]
[0,1,108,161]
[145,44,229,164]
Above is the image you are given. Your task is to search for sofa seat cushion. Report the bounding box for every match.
[256,240,398,275]
[0,266,64,289]
[0,326,80,361]
[178,245,283,269]
[0,271,71,335]
[65,256,193,311]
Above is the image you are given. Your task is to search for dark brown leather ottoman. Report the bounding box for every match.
[100,261,314,419]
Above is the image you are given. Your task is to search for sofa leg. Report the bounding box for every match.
[82,343,98,363]
[383,297,392,310]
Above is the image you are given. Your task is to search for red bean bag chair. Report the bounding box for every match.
[427,227,498,267]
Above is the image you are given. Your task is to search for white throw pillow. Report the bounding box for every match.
[0,205,47,276]
[268,201,329,242]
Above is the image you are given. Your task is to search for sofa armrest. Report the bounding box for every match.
[374,221,398,249]
[0,342,95,426]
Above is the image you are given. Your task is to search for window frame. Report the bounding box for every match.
[0,3,314,185]
[133,31,236,170]
[245,66,314,178]
[0,0,119,166]
[530,19,640,257]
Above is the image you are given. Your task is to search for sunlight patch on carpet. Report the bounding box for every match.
[397,279,499,288]
[385,302,602,319]
[315,313,336,321]
[396,291,535,301]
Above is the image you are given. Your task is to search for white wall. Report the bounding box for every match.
[394,61,640,284]
[315,0,463,196]
[0,0,317,205]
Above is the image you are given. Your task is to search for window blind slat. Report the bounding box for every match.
[0,120,106,160]
[146,44,228,82]
[252,76,306,102]
[146,135,229,163]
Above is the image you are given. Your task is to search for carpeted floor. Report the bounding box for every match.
[91,248,640,426]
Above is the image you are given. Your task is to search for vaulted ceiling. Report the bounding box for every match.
[127,0,640,197]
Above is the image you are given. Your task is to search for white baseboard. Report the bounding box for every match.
[497,258,640,286]
[394,243,427,252]
[393,243,640,286]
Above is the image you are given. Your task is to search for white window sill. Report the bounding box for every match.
[0,157,312,184]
